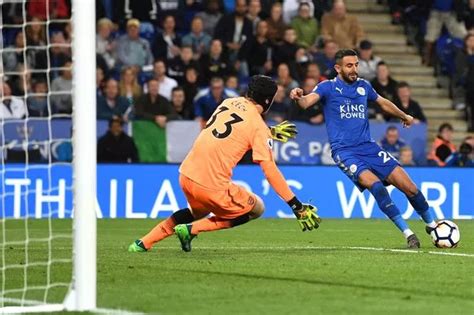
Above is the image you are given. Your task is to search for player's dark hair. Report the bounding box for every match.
[247,75,277,113]
[397,81,410,89]
[376,61,387,68]
[335,49,358,64]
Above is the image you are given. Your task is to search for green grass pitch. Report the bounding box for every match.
[2,219,473,314]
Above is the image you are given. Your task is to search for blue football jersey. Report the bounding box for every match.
[312,76,379,151]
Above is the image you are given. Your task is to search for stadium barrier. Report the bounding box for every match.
[1,119,427,164]
[2,164,472,219]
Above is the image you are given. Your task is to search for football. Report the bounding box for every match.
[430,220,461,248]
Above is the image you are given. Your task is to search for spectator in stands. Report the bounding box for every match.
[96,66,106,96]
[282,0,315,24]
[399,146,416,166]
[119,66,142,105]
[313,39,338,79]
[182,16,212,59]
[423,0,468,66]
[247,0,262,33]
[96,18,117,71]
[288,77,324,124]
[168,87,194,120]
[371,62,399,103]
[428,123,457,166]
[97,117,139,163]
[369,61,398,120]
[0,81,27,119]
[225,74,241,95]
[25,17,46,47]
[305,62,326,83]
[27,80,48,117]
[239,20,273,76]
[51,61,73,114]
[294,47,312,81]
[3,32,29,73]
[10,64,32,97]
[214,0,253,63]
[2,2,23,25]
[274,27,299,67]
[267,84,291,122]
[453,33,474,130]
[152,60,178,101]
[116,19,153,69]
[390,81,427,123]
[266,2,286,45]
[291,2,319,49]
[464,0,474,30]
[40,32,71,80]
[379,126,406,159]
[445,137,474,167]
[277,63,299,95]
[183,66,199,106]
[27,0,69,20]
[195,0,223,37]
[152,15,181,61]
[321,0,365,49]
[200,39,232,84]
[357,40,382,81]
[168,46,200,85]
[97,78,130,120]
[135,79,175,129]
[194,77,235,124]
[114,0,158,27]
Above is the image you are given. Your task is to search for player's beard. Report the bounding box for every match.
[340,70,358,83]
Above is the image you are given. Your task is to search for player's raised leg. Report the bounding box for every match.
[174,190,265,252]
[358,170,420,248]
[386,166,437,233]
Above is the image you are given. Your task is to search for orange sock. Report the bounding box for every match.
[190,217,233,235]
[141,217,176,249]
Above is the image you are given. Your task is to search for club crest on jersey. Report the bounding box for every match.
[350,164,357,173]
[339,99,365,119]
[357,87,366,96]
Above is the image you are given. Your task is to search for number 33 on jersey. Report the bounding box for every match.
[180,97,275,190]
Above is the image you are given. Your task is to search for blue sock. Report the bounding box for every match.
[408,191,436,226]
[370,182,411,234]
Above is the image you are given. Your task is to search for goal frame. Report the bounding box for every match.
[0,0,97,312]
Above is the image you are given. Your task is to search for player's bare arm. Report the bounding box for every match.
[290,88,320,109]
[375,95,414,128]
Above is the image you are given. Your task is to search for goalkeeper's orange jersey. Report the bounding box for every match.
[179,97,274,190]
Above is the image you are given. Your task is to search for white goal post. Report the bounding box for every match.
[0,0,96,312]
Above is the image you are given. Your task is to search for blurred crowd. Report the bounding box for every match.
[0,0,473,167]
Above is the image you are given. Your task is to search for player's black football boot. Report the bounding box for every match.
[407,234,421,249]
[425,225,436,235]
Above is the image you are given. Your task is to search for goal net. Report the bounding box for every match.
[0,0,96,312]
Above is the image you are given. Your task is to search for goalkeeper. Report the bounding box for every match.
[129,75,320,253]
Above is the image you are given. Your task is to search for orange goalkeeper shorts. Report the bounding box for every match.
[179,174,257,219]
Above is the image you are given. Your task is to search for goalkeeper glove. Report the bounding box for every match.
[288,197,321,232]
[269,120,298,143]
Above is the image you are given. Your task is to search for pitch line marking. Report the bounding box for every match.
[155,245,474,257]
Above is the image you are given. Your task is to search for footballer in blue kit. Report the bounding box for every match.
[290,49,437,248]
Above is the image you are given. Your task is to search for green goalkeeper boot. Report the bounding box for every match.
[174,224,195,252]
[128,240,148,252]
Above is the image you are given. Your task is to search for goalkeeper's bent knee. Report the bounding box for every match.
[171,208,195,224]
